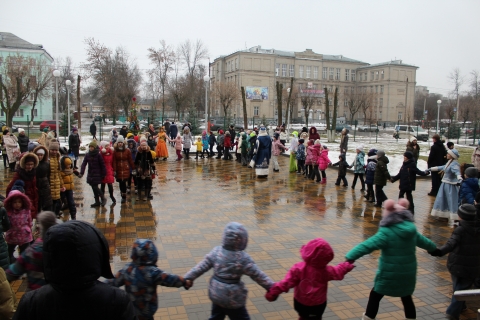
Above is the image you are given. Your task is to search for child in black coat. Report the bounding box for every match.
[332,154,349,187]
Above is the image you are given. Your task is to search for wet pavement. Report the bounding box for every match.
[3,150,478,319]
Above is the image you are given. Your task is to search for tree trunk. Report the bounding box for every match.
[77,75,82,129]
[332,87,338,133]
[30,92,37,125]
[327,130,336,142]
[324,88,330,130]
[241,87,247,129]
[285,77,294,131]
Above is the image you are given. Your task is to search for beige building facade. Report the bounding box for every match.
[210,46,418,125]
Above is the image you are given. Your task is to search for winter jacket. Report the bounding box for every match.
[0,268,15,320]
[374,155,390,186]
[49,154,64,201]
[332,155,349,177]
[459,178,479,205]
[4,191,32,245]
[182,132,193,149]
[13,221,136,320]
[100,146,115,184]
[59,156,75,191]
[193,141,203,152]
[208,134,216,146]
[309,145,321,165]
[119,128,128,138]
[272,139,286,156]
[6,237,46,291]
[169,124,178,137]
[217,134,225,147]
[266,238,354,306]
[224,135,232,148]
[346,209,436,297]
[0,204,11,270]
[308,127,320,141]
[4,134,18,163]
[296,144,306,161]
[6,168,38,219]
[89,122,96,135]
[305,144,315,165]
[174,136,183,151]
[279,131,287,142]
[431,159,461,185]
[135,147,154,179]
[427,140,447,167]
[80,148,106,185]
[439,219,480,280]
[18,134,30,153]
[351,151,365,174]
[472,147,480,171]
[33,146,52,210]
[202,135,209,150]
[406,144,420,162]
[290,137,298,153]
[318,149,331,171]
[108,239,185,319]
[391,159,428,191]
[147,137,156,151]
[127,139,137,162]
[365,157,377,185]
[184,222,273,309]
[339,132,349,153]
[240,135,248,155]
[113,145,134,181]
[68,133,81,157]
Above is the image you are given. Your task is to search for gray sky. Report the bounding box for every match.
[2,0,479,96]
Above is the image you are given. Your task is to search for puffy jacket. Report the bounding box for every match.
[0,268,15,320]
[135,147,154,179]
[296,144,306,161]
[318,149,331,171]
[108,239,185,318]
[182,132,193,149]
[224,135,232,148]
[339,132,349,153]
[100,147,115,184]
[459,178,479,205]
[391,159,428,191]
[346,209,436,297]
[365,157,377,185]
[0,204,10,270]
[3,134,18,164]
[80,148,106,185]
[208,134,216,146]
[308,126,320,141]
[305,143,315,165]
[427,140,447,167]
[33,146,52,211]
[351,151,365,174]
[4,191,32,245]
[174,136,183,151]
[169,124,178,137]
[332,155,348,176]
[309,144,321,165]
[18,134,30,153]
[13,221,136,320]
[374,155,390,186]
[49,154,64,201]
[217,134,225,147]
[184,222,273,309]
[202,135,209,150]
[6,154,39,218]
[272,139,285,156]
[266,238,353,306]
[112,145,134,181]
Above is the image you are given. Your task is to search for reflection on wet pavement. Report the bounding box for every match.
[3,152,477,319]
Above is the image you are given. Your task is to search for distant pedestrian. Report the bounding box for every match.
[68,127,81,169]
[427,134,447,196]
[374,150,391,207]
[340,128,349,154]
[364,149,377,203]
[169,121,178,147]
[90,121,97,140]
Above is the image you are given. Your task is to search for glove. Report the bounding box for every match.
[78,173,83,179]
[184,279,193,290]
[429,248,443,257]
[265,291,278,302]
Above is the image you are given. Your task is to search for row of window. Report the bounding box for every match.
[359,70,385,81]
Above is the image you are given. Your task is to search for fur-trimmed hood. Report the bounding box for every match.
[33,145,49,162]
[59,155,73,170]
[19,152,39,169]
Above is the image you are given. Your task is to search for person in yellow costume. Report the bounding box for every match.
[155,127,169,161]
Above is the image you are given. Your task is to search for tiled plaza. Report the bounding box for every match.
[3,151,478,319]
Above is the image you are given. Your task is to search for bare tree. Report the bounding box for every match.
[300,89,317,128]
[360,92,376,125]
[116,49,142,117]
[53,57,76,114]
[167,54,188,121]
[344,87,363,124]
[179,39,208,110]
[29,57,54,124]
[212,81,240,125]
[449,68,464,121]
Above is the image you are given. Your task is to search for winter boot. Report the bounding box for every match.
[362,313,375,320]
[136,190,142,201]
[110,195,116,204]
[100,196,107,206]
[142,190,147,201]
[121,193,127,203]
[91,197,101,207]
[320,178,326,184]
[146,188,153,200]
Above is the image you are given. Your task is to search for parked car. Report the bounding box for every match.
[357,124,379,132]
[94,115,103,122]
[0,121,20,132]
[335,125,352,133]
[39,120,62,132]
[393,125,429,141]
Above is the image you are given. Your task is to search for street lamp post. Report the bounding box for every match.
[53,70,61,138]
[203,75,210,133]
[437,99,442,136]
[66,80,72,139]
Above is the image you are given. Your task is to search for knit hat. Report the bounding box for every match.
[126,133,134,139]
[356,145,364,152]
[140,136,147,143]
[465,167,478,178]
[116,135,125,143]
[368,148,377,157]
[49,140,60,151]
[249,131,256,137]
[377,149,385,158]
[382,198,410,217]
[35,148,45,155]
[458,204,477,221]
[100,141,109,149]
[410,136,417,142]
[28,141,38,152]
[314,139,321,145]
[18,128,25,134]
[43,128,48,133]
[323,145,328,149]
[404,151,414,160]
[37,211,61,238]
[11,180,25,194]
[447,148,459,160]
[63,156,72,168]
[89,140,98,148]
[292,131,298,137]
[219,130,224,134]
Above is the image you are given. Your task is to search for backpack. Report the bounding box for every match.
[366,161,377,172]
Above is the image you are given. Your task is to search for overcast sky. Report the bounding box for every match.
[2,0,479,96]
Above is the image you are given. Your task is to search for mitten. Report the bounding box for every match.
[78,173,83,178]
[429,248,443,257]
[265,290,278,302]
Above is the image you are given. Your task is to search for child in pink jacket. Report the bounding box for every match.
[317,145,331,184]
[309,140,322,182]
[304,140,315,179]
[168,134,184,161]
[265,238,354,319]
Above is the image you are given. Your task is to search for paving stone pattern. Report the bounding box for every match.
[3,151,479,319]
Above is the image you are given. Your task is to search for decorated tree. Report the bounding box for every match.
[128,97,141,135]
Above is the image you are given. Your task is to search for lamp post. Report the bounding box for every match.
[66,80,71,139]
[203,75,210,133]
[436,99,442,136]
[53,69,61,138]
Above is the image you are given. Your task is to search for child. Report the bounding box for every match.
[310,140,321,182]
[201,131,209,158]
[374,150,391,207]
[346,199,437,320]
[272,133,287,172]
[194,137,203,160]
[364,149,377,203]
[296,139,306,174]
[100,141,116,204]
[127,139,138,191]
[208,131,216,158]
[107,239,190,320]
[289,131,299,173]
[223,132,232,160]
[134,140,155,201]
[4,190,32,263]
[305,139,315,179]
[318,145,331,184]
[459,167,479,205]
[429,203,480,320]
[79,141,107,207]
[216,130,225,159]
[349,145,366,190]
[184,222,273,319]
[59,156,77,220]
[168,134,183,161]
[265,238,354,319]
[240,133,249,166]
[147,134,156,154]
[0,198,11,270]
[332,154,349,187]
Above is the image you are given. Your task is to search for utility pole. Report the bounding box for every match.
[404,77,408,124]
[77,75,81,129]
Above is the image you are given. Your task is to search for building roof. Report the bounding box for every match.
[0,32,54,61]
[357,59,418,69]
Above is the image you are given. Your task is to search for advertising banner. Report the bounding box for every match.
[246,86,269,100]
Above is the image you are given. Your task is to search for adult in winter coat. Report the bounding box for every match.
[68,127,81,169]
[253,126,272,177]
[349,145,366,190]
[112,136,134,203]
[134,140,155,201]
[429,204,480,319]
[406,138,420,163]
[182,127,193,159]
[0,201,11,270]
[458,167,479,205]
[364,149,377,203]
[119,126,128,139]
[339,128,349,154]
[79,141,106,207]
[99,141,116,204]
[13,221,136,320]
[89,121,97,140]
[0,268,15,320]
[346,199,437,320]
[390,151,429,214]
[184,222,273,318]
[427,134,447,196]
[33,146,53,212]
[48,140,65,217]
[17,128,29,153]
[169,122,178,146]
[308,126,320,141]
[6,152,39,219]
[3,130,18,170]
[373,150,390,207]
[471,140,480,173]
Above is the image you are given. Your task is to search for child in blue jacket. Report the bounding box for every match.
[364,149,377,203]
[459,167,479,205]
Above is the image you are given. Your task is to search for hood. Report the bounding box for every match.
[309,126,317,135]
[367,155,378,161]
[60,155,73,170]
[19,152,39,169]
[312,144,321,151]
[380,209,415,238]
[222,222,248,251]
[301,238,334,268]
[131,239,158,266]
[33,145,49,162]
[43,221,114,289]
[137,145,151,152]
[464,178,479,189]
[4,190,31,212]
[377,155,389,164]
[127,139,137,149]
[339,153,346,161]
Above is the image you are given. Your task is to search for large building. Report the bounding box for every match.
[0,32,54,123]
[210,46,418,125]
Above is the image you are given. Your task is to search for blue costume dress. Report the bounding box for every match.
[253,132,272,177]
[430,159,461,221]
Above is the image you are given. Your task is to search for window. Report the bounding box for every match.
[312,84,317,90]
[345,69,350,81]
[33,109,38,117]
[299,65,304,78]
[275,63,280,76]
[282,64,287,77]
[344,100,348,107]
[336,68,341,80]
[398,112,403,120]
[289,65,294,77]
[344,87,349,93]
[254,106,259,116]
[313,66,318,79]
[375,71,379,80]
[380,85,384,93]
[380,98,383,107]
[329,85,333,92]
[381,70,384,79]
[351,87,355,93]
[306,66,311,78]
[14,109,24,117]
[375,85,378,93]
[322,67,327,79]
[329,68,334,80]
[352,70,356,82]
[370,72,374,81]
[363,73,367,81]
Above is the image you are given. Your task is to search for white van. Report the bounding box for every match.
[393,125,429,141]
